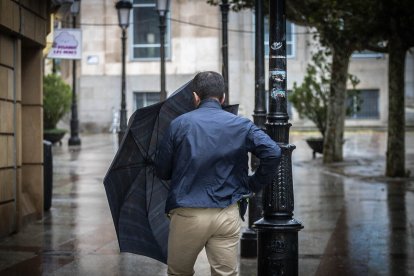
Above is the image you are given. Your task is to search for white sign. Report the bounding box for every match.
[47,29,82,60]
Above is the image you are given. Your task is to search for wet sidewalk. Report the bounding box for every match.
[0,131,413,276]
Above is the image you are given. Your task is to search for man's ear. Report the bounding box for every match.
[220,94,226,105]
[193,92,201,107]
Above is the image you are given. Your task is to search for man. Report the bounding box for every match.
[155,71,281,276]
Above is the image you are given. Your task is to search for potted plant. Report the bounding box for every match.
[289,49,360,158]
[43,74,72,144]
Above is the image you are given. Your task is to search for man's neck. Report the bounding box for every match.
[202,97,220,103]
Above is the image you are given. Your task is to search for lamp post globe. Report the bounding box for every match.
[68,0,81,147]
[115,0,132,145]
[116,0,132,29]
[156,0,170,101]
[70,0,80,16]
[156,0,170,16]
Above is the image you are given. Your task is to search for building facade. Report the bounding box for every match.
[0,0,52,237]
[63,0,414,133]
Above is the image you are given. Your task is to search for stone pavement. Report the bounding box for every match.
[0,130,413,276]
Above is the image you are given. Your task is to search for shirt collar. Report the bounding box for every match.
[198,98,223,109]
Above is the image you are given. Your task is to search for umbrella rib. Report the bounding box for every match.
[146,112,161,213]
[134,138,150,162]
[159,179,170,190]
[146,168,155,213]
[131,111,161,164]
[153,111,161,162]
[112,163,147,172]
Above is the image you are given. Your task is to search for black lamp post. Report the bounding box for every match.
[115,0,132,144]
[253,0,303,275]
[156,0,170,101]
[220,0,229,105]
[240,0,266,258]
[68,0,81,146]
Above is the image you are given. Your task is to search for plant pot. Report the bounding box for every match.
[306,137,324,159]
[44,129,66,145]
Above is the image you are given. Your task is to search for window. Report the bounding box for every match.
[134,92,160,110]
[264,18,295,58]
[352,50,383,59]
[132,0,170,60]
[346,89,380,119]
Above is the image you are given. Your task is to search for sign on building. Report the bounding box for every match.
[47,29,82,60]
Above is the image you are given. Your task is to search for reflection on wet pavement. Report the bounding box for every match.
[0,131,413,275]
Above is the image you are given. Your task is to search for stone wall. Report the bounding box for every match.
[0,0,50,237]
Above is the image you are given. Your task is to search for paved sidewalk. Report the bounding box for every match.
[0,131,413,275]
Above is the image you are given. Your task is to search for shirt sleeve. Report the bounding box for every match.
[155,124,174,180]
[246,124,281,193]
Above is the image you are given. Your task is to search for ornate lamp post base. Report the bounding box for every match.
[68,136,81,146]
[68,118,81,146]
[255,218,303,275]
[240,228,257,258]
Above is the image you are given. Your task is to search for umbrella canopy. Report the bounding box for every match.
[103,81,239,264]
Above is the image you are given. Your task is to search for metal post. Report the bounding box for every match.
[118,29,127,144]
[68,14,81,146]
[159,14,167,101]
[220,0,229,105]
[254,0,303,275]
[240,0,266,258]
[52,59,56,74]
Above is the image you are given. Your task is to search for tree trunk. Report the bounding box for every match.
[386,37,407,177]
[323,48,351,163]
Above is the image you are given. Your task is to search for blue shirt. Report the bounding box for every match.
[155,99,281,213]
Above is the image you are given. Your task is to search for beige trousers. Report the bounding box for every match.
[167,204,241,276]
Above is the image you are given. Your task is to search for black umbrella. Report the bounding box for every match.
[103,81,239,264]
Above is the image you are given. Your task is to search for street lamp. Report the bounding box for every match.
[220,0,229,105]
[115,0,132,144]
[156,0,170,101]
[253,0,303,275]
[240,0,266,258]
[68,0,81,147]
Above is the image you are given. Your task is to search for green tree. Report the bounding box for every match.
[286,0,382,163]
[290,50,330,139]
[206,0,258,11]
[208,0,414,176]
[208,0,382,163]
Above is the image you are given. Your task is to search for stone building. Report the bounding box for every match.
[2,0,413,238]
[59,0,414,133]
[0,0,52,238]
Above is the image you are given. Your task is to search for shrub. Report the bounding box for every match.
[288,49,360,138]
[43,74,72,130]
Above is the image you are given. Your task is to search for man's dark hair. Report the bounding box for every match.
[192,71,225,100]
